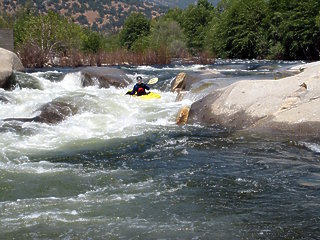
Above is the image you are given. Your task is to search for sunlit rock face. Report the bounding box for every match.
[0,48,24,89]
[187,61,320,137]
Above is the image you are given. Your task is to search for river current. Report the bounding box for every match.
[0,60,319,239]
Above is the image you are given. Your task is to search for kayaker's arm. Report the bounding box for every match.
[130,85,138,95]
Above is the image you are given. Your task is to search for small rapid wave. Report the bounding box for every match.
[299,141,320,154]
[58,72,83,90]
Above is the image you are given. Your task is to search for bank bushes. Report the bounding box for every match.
[1,0,320,68]
[118,0,320,61]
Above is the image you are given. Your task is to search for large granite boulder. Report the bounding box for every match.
[80,67,132,88]
[0,48,24,89]
[187,61,320,137]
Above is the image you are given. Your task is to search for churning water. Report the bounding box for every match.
[0,60,319,239]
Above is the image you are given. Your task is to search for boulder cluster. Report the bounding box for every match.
[173,62,320,137]
[0,48,132,125]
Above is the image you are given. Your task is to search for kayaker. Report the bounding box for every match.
[129,76,150,96]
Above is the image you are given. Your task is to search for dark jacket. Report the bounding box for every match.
[131,82,150,96]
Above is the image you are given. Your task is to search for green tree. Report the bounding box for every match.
[149,19,186,56]
[207,0,268,59]
[0,15,10,28]
[181,0,214,53]
[0,10,17,29]
[131,35,151,53]
[198,0,214,9]
[81,30,105,53]
[14,11,84,63]
[316,11,320,28]
[267,0,320,60]
[162,8,184,24]
[216,0,234,12]
[119,13,150,50]
[104,33,122,52]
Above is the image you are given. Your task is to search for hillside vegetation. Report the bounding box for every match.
[1,0,319,68]
[150,0,219,9]
[0,0,167,32]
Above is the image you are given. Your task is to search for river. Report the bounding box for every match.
[0,60,319,239]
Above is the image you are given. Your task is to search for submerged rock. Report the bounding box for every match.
[80,67,132,88]
[0,121,37,135]
[4,72,44,90]
[0,95,10,103]
[34,100,78,124]
[0,48,24,89]
[186,61,320,137]
[14,72,44,90]
[2,100,78,125]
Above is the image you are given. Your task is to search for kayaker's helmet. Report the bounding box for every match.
[136,76,142,82]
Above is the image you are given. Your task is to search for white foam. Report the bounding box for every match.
[134,64,209,72]
[300,142,320,153]
[59,72,83,90]
[0,74,185,160]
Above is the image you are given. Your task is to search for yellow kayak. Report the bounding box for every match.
[126,91,161,99]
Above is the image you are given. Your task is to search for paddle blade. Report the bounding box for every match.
[148,77,158,85]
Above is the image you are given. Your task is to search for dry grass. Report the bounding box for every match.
[18,43,46,68]
[18,44,215,68]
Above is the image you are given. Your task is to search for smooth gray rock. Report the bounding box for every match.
[0,48,24,89]
[15,72,44,90]
[2,100,78,125]
[80,67,132,88]
[187,61,320,136]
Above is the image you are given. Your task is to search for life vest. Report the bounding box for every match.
[137,87,145,95]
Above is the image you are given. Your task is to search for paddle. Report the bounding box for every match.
[147,77,158,85]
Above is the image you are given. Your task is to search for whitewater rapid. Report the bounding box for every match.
[0,70,195,161]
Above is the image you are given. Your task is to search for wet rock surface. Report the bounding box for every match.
[80,67,132,88]
[2,100,78,125]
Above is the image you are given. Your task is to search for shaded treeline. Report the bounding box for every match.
[1,0,320,68]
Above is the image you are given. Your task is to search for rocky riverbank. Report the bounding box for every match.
[2,47,320,137]
[175,61,320,137]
